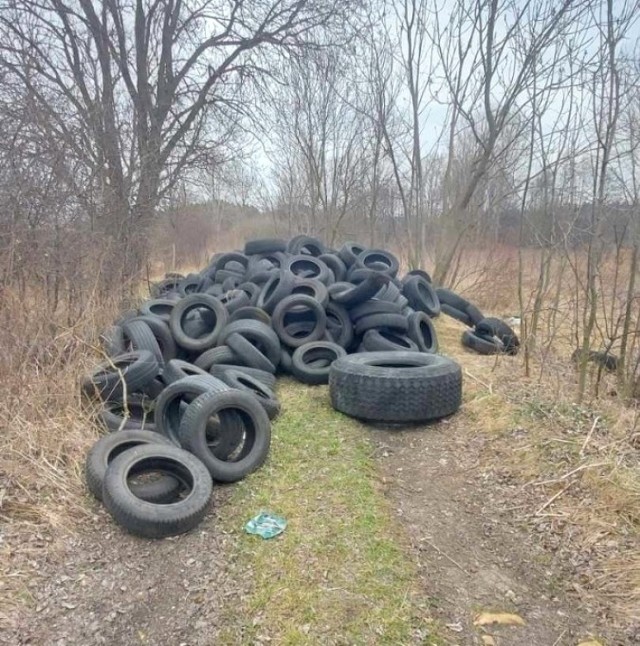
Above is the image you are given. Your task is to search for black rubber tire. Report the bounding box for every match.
[178,390,271,483]
[435,288,469,312]
[440,303,473,327]
[272,294,327,348]
[214,252,249,273]
[218,319,281,367]
[354,313,409,336]
[151,278,182,298]
[374,281,402,303]
[244,238,287,255]
[330,272,389,308]
[325,301,354,349]
[475,317,519,355]
[257,269,296,314]
[461,329,504,355]
[154,374,233,445]
[178,275,201,296]
[214,269,244,286]
[194,345,242,370]
[284,255,331,285]
[210,365,276,389]
[218,289,251,314]
[356,249,400,277]
[291,278,329,307]
[402,268,432,284]
[286,235,325,257]
[407,312,438,353]
[329,352,462,422]
[82,351,160,402]
[349,300,402,322]
[279,346,293,374]
[85,430,177,502]
[169,294,228,352]
[215,368,281,419]
[229,306,272,326]
[403,276,441,318]
[163,359,211,384]
[226,333,276,373]
[465,303,485,326]
[122,319,164,366]
[100,325,126,357]
[362,329,419,352]
[236,282,261,306]
[338,241,367,267]
[130,315,177,362]
[292,342,347,385]
[98,396,155,432]
[102,444,213,539]
[318,253,347,282]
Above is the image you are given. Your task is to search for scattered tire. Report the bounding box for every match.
[329,352,462,422]
[461,329,504,355]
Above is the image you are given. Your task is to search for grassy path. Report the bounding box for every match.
[217,380,440,645]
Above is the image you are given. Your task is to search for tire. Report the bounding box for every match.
[130,315,178,362]
[292,342,347,385]
[163,359,212,384]
[257,270,295,314]
[226,333,276,373]
[362,329,419,352]
[244,238,287,255]
[465,303,485,326]
[154,374,233,445]
[210,365,276,389]
[214,252,249,273]
[100,325,126,357]
[475,317,519,355]
[122,319,164,366]
[279,346,293,374]
[374,281,402,303]
[291,278,329,307]
[330,272,389,308]
[349,300,402,322]
[102,444,213,539]
[284,255,331,285]
[338,241,367,267]
[402,268,432,284]
[407,312,438,353]
[329,352,462,422]
[286,235,325,257]
[354,313,409,336]
[229,306,272,326]
[218,319,281,367]
[219,289,251,314]
[236,282,261,306]
[325,301,354,349]
[272,294,327,348]
[403,276,441,317]
[178,390,271,483]
[440,303,473,327]
[356,249,400,277]
[98,396,155,432]
[85,430,177,502]
[81,351,160,402]
[178,275,201,296]
[215,368,281,419]
[319,253,347,282]
[170,294,228,352]
[194,345,241,370]
[461,329,504,355]
[435,287,469,312]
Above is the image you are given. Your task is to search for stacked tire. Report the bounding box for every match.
[83,235,463,538]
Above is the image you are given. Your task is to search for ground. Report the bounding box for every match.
[4,316,637,645]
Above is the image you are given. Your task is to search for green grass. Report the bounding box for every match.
[217,380,440,645]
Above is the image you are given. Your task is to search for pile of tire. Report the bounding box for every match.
[82,235,463,539]
[436,288,519,356]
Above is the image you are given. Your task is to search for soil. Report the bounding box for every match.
[371,416,621,646]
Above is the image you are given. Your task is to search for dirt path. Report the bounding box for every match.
[372,418,611,646]
[8,490,238,646]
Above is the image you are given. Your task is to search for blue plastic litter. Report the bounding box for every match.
[244,512,287,539]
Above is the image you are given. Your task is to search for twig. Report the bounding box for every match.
[463,369,493,393]
[580,416,601,456]
[423,539,468,573]
[524,462,607,488]
[535,481,575,516]
[552,629,567,646]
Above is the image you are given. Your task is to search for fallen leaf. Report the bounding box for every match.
[474,612,525,627]
[481,637,496,646]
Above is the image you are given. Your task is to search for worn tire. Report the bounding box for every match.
[215,368,281,419]
[329,352,462,422]
[461,329,504,355]
[362,329,418,352]
[440,303,473,327]
[403,276,441,318]
[292,341,347,385]
[169,294,228,352]
[102,444,213,539]
[407,312,438,353]
[475,317,519,355]
[179,390,271,483]
[244,238,287,255]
